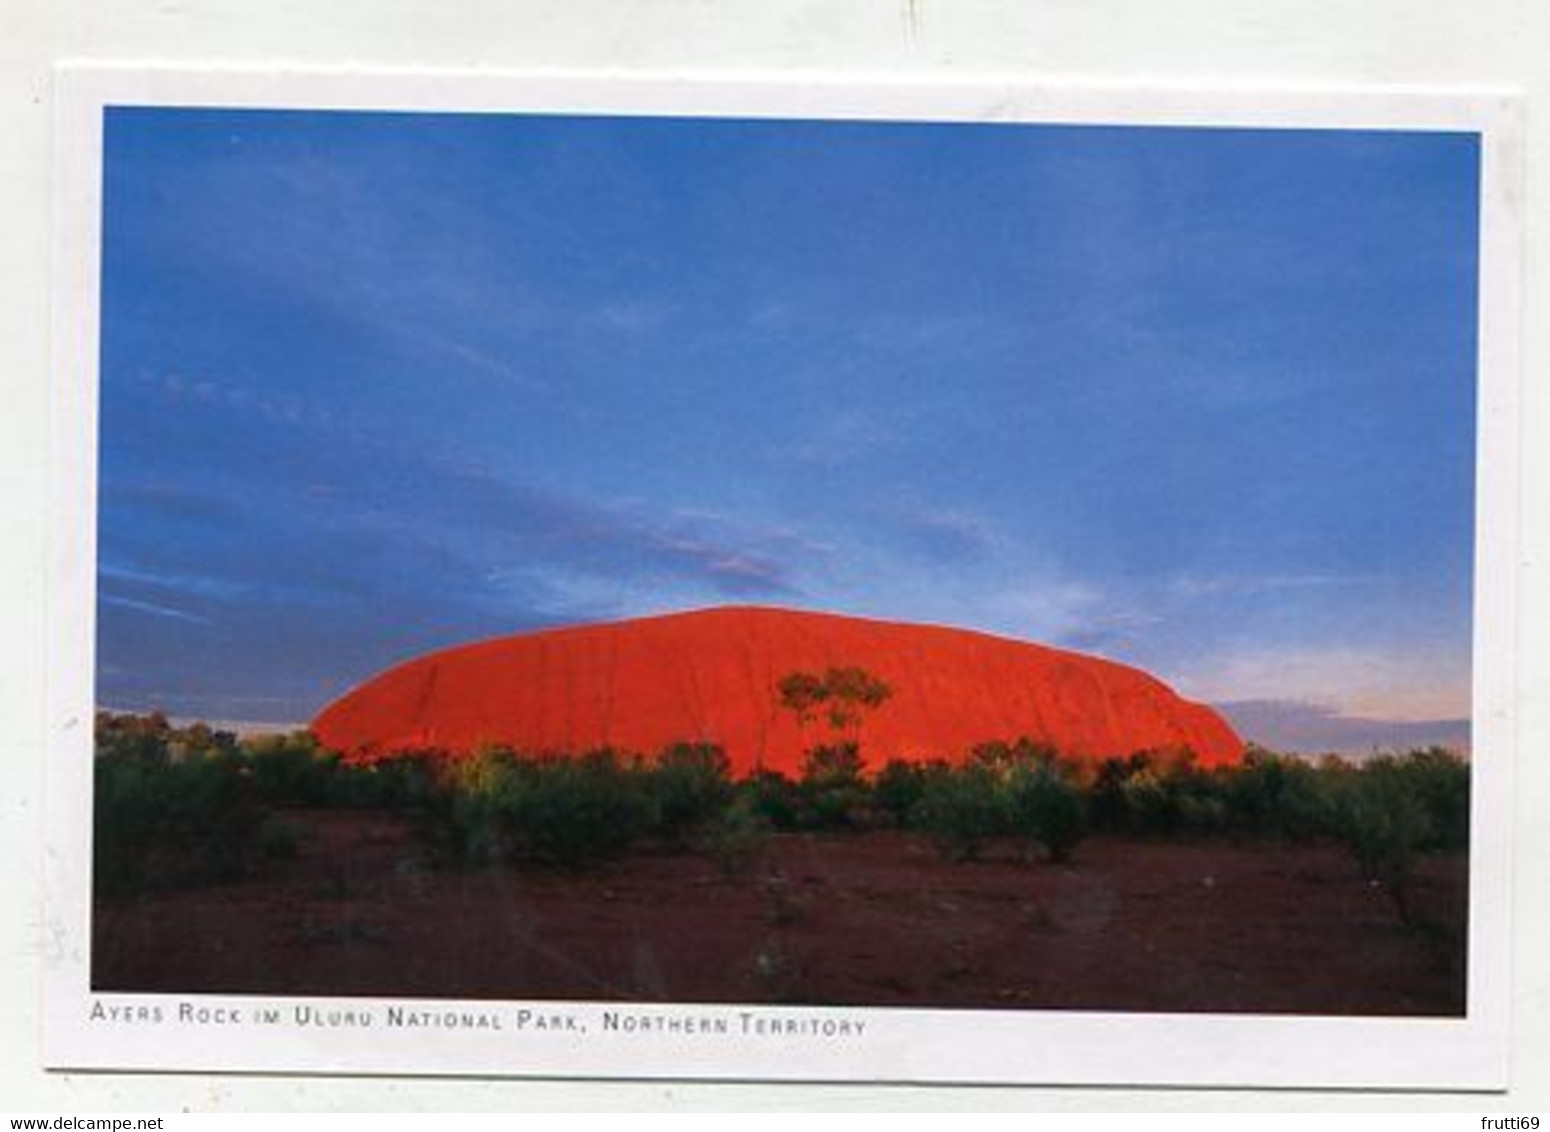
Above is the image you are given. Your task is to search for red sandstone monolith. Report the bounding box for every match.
[312,606,1243,774]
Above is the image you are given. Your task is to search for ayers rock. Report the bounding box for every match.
[313,606,1243,775]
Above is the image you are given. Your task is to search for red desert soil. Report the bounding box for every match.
[93,810,1465,1015]
[313,606,1243,776]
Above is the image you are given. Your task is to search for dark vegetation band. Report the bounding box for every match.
[92,710,1469,933]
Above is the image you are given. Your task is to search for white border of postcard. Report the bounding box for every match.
[44,63,1524,1089]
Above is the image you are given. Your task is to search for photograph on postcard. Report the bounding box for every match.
[88,104,1480,1011]
[46,71,1519,1085]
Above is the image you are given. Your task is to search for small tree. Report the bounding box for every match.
[873,758,936,826]
[818,667,893,735]
[1002,763,1088,863]
[776,672,828,727]
[777,666,893,745]
[797,742,869,830]
[649,742,734,848]
[1322,752,1462,928]
[971,737,1057,773]
[777,665,892,830]
[915,763,1003,863]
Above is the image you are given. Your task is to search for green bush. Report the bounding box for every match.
[437,748,655,869]
[1330,749,1467,952]
[915,764,1004,862]
[324,751,444,810]
[1003,762,1088,863]
[94,710,177,762]
[438,748,519,865]
[971,737,1058,773]
[1323,758,1433,924]
[517,750,656,866]
[1084,749,1228,836]
[647,742,734,847]
[740,770,804,831]
[696,795,772,878]
[93,748,266,896]
[797,742,870,830]
[1399,746,1471,852]
[92,711,1473,896]
[244,732,339,807]
[1225,747,1331,841]
[1087,754,1144,831]
[872,759,936,826]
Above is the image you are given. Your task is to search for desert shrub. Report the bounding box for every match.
[647,742,735,848]
[915,764,1004,862]
[1165,764,1233,835]
[1116,764,1174,832]
[696,795,772,878]
[1086,753,1150,831]
[971,737,1058,773]
[171,722,241,760]
[797,742,870,830]
[515,750,655,866]
[1085,749,1228,836]
[244,732,340,808]
[1225,747,1331,841]
[438,748,520,865]
[325,750,444,810]
[872,759,937,826]
[1002,762,1088,863]
[437,748,654,869]
[93,711,175,762]
[244,733,451,812]
[95,710,241,763]
[740,770,804,831]
[1323,757,1434,924]
[1397,746,1471,853]
[93,747,266,896]
[1300,748,1466,931]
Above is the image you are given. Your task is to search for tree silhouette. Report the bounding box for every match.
[777,666,893,744]
[775,671,828,728]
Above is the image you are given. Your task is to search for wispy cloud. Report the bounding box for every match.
[921,578,1112,650]
[1053,609,1167,657]
[879,504,1002,562]
[1170,572,1375,597]
[100,593,213,625]
[100,561,253,601]
[591,298,674,335]
[125,364,809,617]
[148,370,338,434]
[1215,698,1469,755]
[430,335,541,389]
[1172,644,1470,722]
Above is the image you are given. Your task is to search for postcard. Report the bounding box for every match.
[44,65,1522,1088]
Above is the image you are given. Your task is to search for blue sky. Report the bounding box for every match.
[96,108,1480,750]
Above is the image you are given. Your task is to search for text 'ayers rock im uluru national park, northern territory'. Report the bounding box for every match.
[311,607,1244,775]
